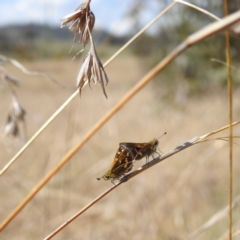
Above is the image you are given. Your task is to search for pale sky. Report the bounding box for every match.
[0,0,163,36]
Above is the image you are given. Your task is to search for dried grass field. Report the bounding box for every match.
[1,57,240,240]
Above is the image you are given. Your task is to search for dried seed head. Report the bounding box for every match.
[4,74,21,86]
[61,0,95,46]
[76,35,109,98]
[12,98,26,121]
[4,114,19,137]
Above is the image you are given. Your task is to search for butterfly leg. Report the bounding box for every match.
[111,179,117,185]
[157,146,164,154]
[151,151,161,161]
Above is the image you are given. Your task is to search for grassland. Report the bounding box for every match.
[1,57,240,240]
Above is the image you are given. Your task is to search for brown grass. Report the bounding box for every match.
[1,56,240,239]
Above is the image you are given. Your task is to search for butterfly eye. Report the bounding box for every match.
[154,141,159,146]
[103,175,110,180]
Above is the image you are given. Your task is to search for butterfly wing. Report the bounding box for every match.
[120,139,159,161]
[101,146,135,181]
[110,145,134,177]
[120,142,150,160]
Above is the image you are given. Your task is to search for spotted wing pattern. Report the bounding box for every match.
[102,145,134,181]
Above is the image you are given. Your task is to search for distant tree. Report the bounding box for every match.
[126,0,240,92]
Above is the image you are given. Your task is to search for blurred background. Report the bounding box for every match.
[1,0,240,239]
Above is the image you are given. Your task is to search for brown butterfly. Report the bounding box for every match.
[97,145,134,182]
[97,133,166,182]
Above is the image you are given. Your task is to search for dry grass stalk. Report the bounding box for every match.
[200,137,240,147]
[0,3,175,176]
[175,0,240,37]
[44,184,118,240]
[217,219,240,240]
[187,195,240,240]
[219,229,240,240]
[1,54,61,87]
[232,230,240,239]
[211,58,240,73]
[44,122,240,239]
[175,0,221,21]
[103,2,177,67]
[223,1,234,238]
[1,11,240,231]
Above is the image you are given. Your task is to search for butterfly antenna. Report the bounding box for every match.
[156,132,166,154]
[157,132,167,139]
[97,177,102,181]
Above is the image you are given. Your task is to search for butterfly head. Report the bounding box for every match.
[97,170,113,181]
[152,139,159,150]
[103,173,111,181]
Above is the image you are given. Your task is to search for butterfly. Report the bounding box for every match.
[97,133,166,183]
[97,145,134,182]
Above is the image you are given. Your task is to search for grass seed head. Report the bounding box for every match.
[4,74,21,87]
[61,0,95,46]
[4,114,19,137]
[76,40,109,98]
[12,98,26,121]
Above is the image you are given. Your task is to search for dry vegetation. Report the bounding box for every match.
[1,1,240,239]
[1,55,240,239]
